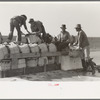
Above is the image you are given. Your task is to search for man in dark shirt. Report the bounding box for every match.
[28,18,46,42]
[74,24,90,71]
[7,15,30,44]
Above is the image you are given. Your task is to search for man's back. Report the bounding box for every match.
[78,30,89,48]
[31,20,46,34]
[11,16,25,25]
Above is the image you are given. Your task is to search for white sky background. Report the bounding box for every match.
[0,2,100,37]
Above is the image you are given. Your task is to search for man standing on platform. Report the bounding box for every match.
[28,18,46,42]
[6,14,30,45]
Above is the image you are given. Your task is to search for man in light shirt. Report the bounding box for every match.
[57,24,70,51]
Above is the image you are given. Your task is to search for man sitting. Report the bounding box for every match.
[57,24,71,51]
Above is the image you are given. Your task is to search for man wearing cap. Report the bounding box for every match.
[7,15,30,45]
[74,24,90,71]
[57,24,70,51]
[28,18,46,42]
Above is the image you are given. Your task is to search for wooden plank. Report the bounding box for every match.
[10,53,40,59]
[4,51,69,63]
[5,52,62,59]
[61,51,69,55]
[41,52,61,57]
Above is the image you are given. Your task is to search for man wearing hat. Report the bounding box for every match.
[6,15,30,45]
[28,18,46,42]
[74,24,91,71]
[57,24,71,51]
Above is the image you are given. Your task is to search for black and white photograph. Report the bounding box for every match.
[0,1,100,99]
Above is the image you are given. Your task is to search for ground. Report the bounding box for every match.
[1,69,100,81]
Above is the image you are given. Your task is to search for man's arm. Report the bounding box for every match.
[66,32,71,42]
[57,33,61,42]
[23,22,27,30]
[77,32,82,48]
[23,21,30,34]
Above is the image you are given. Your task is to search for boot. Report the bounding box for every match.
[81,59,87,71]
[89,60,95,75]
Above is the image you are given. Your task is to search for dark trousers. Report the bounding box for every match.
[81,59,87,71]
[8,19,22,42]
[58,41,69,51]
[81,58,95,74]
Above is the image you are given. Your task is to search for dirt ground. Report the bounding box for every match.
[1,69,100,81]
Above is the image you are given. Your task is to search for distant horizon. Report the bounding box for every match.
[2,35,100,38]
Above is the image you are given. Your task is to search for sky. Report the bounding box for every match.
[0,2,100,37]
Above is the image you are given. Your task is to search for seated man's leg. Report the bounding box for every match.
[58,41,69,51]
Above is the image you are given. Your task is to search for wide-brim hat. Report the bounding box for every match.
[75,24,82,29]
[29,18,34,23]
[60,24,66,29]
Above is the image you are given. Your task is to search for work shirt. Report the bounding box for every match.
[57,31,70,42]
[76,29,89,48]
[30,21,46,35]
[11,16,27,30]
